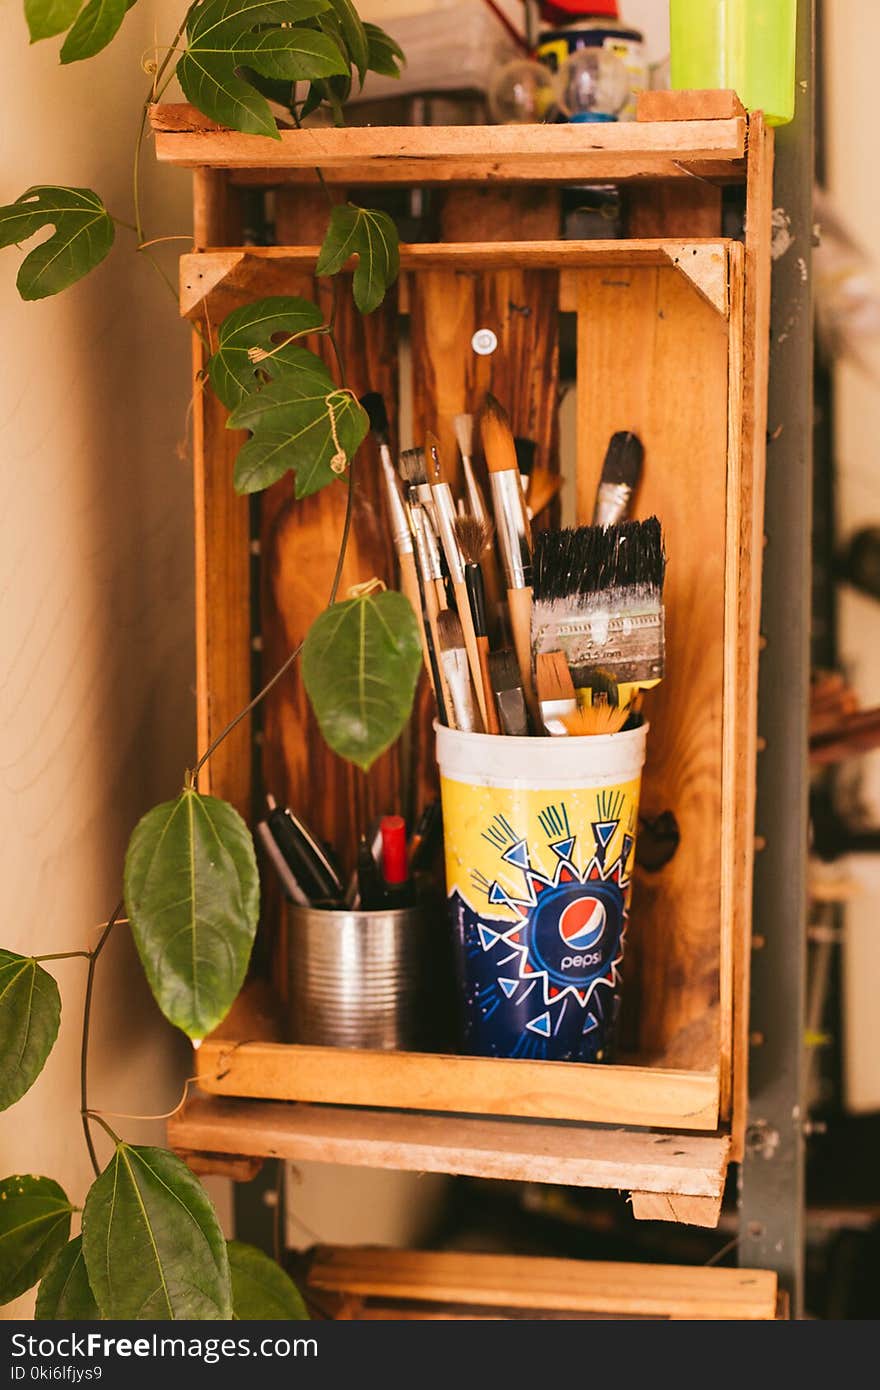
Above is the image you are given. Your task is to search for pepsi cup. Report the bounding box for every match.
[436,721,648,1062]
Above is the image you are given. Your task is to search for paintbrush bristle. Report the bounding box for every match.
[514,437,537,477]
[360,392,389,443]
[436,607,465,651]
[533,517,666,604]
[453,412,474,459]
[526,466,563,519]
[480,394,519,475]
[426,431,454,487]
[562,704,630,736]
[599,431,644,488]
[399,447,427,487]
[454,512,494,565]
[488,647,522,693]
[536,651,576,705]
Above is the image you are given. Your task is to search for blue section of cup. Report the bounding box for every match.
[449,881,625,1063]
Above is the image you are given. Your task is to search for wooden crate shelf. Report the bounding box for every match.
[163,103,774,1224]
[169,1093,729,1219]
[151,104,747,183]
[306,1247,781,1320]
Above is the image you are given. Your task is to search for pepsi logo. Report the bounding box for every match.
[558,896,606,950]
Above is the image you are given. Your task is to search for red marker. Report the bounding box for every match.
[380,815,415,909]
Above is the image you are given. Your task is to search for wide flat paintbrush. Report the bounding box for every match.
[532,517,666,701]
[480,394,536,714]
[428,432,487,730]
[592,431,644,527]
[361,392,434,686]
[455,513,500,735]
[488,648,529,737]
[535,650,577,736]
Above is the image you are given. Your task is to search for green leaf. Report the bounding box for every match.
[364,22,405,78]
[24,0,81,42]
[177,0,347,140]
[228,1241,309,1319]
[0,1175,73,1305]
[60,0,128,62]
[82,1145,231,1320]
[208,296,325,411]
[316,204,399,315]
[229,364,368,496]
[302,589,422,769]
[0,186,114,301]
[0,951,61,1112]
[324,0,368,84]
[35,1237,99,1321]
[123,788,259,1041]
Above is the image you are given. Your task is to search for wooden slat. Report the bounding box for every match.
[629,1191,723,1228]
[168,1094,730,1198]
[307,1248,779,1320]
[150,107,747,182]
[190,171,251,816]
[195,1035,718,1128]
[637,90,747,123]
[731,117,774,1159]
[179,239,733,320]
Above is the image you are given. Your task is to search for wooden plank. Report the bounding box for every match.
[307,1248,779,1320]
[168,1094,730,1197]
[190,170,251,816]
[575,259,732,1072]
[637,90,747,123]
[150,107,747,182]
[176,1150,263,1182]
[195,1036,719,1128]
[179,239,734,319]
[626,181,723,239]
[720,243,746,1120]
[731,117,774,1159]
[630,1192,723,1228]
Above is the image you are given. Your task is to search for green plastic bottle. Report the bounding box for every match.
[669,0,797,126]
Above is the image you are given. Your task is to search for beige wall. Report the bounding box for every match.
[0,3,221,1316]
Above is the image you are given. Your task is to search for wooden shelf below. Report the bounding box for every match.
[169,1093,729,1222]
[307,1247,780,1320]
[150,104,747,184]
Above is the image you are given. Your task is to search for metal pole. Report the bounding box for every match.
[739,0,814,1317]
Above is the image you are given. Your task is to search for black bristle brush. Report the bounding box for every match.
[592,431,644,527]
[532,517,666,701]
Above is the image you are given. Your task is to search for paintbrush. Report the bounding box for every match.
[453,413,489,528]
[532,517,666,702]
[428,432,488,730]
[488,648,529,737]
[535,651,577,736]
[514,436,537,500]
[455,513,500,735]
[592,431,644,527]
[437,609,478,732]
[526,466,564,521]
[480,394,536,713]
[362,393,435,686]
[562,703,631,737]
[400,448,447,612]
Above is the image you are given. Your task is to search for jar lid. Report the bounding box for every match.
[539,0,620,24]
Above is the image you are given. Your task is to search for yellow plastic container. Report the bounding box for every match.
[669,0,797,127]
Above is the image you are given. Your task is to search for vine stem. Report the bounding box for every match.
[81,900,126,1177]
[34,950,91,963]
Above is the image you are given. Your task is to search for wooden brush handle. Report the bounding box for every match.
[424,580,455,724]
[452,578,488,730]
[476,635,501,735]
[507,586,537,718]
[399,550,435,696]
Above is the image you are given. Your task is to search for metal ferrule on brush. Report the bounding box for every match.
[592,481,633,529]
[380,455,414,555]
[490,469,533,589]
[410,502,443,582]
[432,486,465,587]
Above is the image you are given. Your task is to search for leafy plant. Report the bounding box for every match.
[1,0,414,1320]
